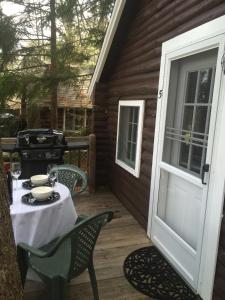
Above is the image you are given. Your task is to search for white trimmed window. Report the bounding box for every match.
[115,100,145,177]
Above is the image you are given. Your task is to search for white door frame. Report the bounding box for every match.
[147,16,225,300]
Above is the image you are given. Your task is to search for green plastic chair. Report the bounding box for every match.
[50,164,88,197]
[17,211,113,300]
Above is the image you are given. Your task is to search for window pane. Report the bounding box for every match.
[117,107,130,161]
[133,107,139,123]
[132,124,137,142]
[131,143,136,164]
[129,107,134,122]
[197,69,212,103]
[117,105,139,170]
[127,141,131,160]
[128,123,132,140]
[185,72,198,103]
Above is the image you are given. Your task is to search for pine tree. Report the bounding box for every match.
[0,0,115,128]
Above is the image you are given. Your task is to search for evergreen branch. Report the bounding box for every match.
[5,64,47,72]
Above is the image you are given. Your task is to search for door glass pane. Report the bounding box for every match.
[179,144,189,168]
[190,146,202,173]
[182,106,194,131]
[194,107,208,133]
[185,71,198,103]
[157,169,202,250]
[197,69,213,103]
[163,49,217,177]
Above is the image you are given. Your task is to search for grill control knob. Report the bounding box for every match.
[38,153,42,159]
[46,152,51,159]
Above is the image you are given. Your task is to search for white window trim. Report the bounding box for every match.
[147,15,225,300]
[115,100,145,178]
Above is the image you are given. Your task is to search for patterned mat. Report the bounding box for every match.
[123,246,198,300]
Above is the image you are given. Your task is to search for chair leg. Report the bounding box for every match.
[48,277,66,300]
[17,246,28,288]
[88,259,99,300]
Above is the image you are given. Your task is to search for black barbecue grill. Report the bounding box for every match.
[17,129,67,179]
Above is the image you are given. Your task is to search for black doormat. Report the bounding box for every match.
[123,246,198,300]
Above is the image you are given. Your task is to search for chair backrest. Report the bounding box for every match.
[50,164,88,196]
[68,211,113,279]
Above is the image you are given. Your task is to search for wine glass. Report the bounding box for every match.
[11,162,21,191]
[47,164,57,186]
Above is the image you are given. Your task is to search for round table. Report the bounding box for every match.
[10,180,78,248]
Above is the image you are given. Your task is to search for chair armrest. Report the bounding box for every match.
[74,170,88,195]
[17,243,50,258]
[79,177,88,194]
[18,224,79,258]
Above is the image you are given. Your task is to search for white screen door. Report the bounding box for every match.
[150,43,223,291]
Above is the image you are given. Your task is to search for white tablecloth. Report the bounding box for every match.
[10,180,78,248]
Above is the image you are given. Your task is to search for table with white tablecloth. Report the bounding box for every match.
[10,180,78,248]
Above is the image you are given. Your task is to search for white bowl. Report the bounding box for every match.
[31,186,53,201]
[31,174,49,186]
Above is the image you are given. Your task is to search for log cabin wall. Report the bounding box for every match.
[95,0,225,226]
[94,1,225,297]
[93,83,110,187]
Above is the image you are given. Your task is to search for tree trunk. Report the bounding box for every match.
[21,85,27,121]
[50,0,58,129]
[0,175,23,299]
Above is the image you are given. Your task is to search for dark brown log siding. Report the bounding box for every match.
[93,1,225,298]
[93,83,111,187]
[94,0,225,223]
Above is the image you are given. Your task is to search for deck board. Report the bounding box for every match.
[24,190,151,300]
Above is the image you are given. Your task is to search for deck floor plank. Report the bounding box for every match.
[24,190,151,300]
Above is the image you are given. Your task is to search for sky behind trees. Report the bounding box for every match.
[1,1,24,16]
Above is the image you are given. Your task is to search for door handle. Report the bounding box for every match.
[202,164,209,185]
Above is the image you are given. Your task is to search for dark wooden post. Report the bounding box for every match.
[0,176,23,299]
[88,134,96,193]
[21,84,27,122]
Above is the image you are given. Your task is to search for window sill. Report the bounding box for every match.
[115,159,140,178]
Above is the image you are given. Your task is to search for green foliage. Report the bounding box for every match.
[0,114,18,137]
[56,0,115,62]
[0,73,19,103]
[0,0,115,129]
[0,9,18,71]
[57,0,75,23]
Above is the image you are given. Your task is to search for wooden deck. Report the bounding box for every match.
[24,190,152,300]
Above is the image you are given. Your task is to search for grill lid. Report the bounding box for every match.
[17,129,67,148]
